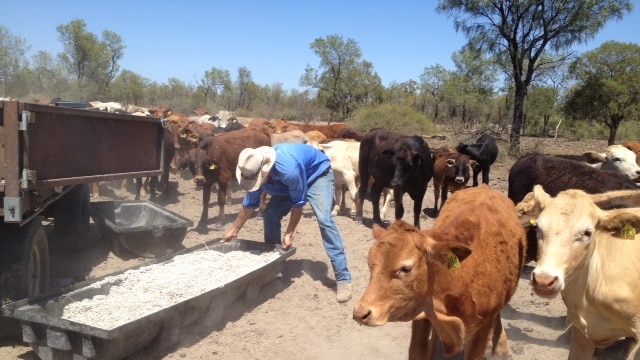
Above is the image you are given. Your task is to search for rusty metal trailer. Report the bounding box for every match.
[0,100,165,307]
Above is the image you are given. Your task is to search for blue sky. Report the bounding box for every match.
[2,1,638,91]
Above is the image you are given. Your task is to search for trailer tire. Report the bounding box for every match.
[0,219,50,340]
[54,184,91,250]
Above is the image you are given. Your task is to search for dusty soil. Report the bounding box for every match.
[0,135,628,360]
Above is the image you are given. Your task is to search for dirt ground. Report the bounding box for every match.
[0,135,629,360]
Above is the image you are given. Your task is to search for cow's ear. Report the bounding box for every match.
[382,149,395,158]
[425,240,472,267]
[598,209,640,236]
[469,160,479,169]
[583,151,605,163]
[445,158,456,166]
[372,223,386,239]
[592,189,640,210]
[515,186,550,227]
[412,153,424,167]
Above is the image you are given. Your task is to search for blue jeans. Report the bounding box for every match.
[262,170,352,284]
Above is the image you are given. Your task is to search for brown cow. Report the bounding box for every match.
[247,118,276,134]
[353,185,526,359]
[287,123,350,139]
[179,128,271,229]
[431,146,477,213]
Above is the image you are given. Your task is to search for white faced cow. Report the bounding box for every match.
[517,185,640,359]
[583,144,640,180]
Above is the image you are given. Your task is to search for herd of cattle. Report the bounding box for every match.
[84,101,640,359]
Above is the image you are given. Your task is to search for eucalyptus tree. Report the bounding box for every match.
[110,70,149,106]
[56,19,125,96]
[31,50,71,100]
[419,64,451,123]
[0,25,29,96]
[437,0,633,156]
[563,41,640,145]
[300,34,382,122]
[198,67,231,109]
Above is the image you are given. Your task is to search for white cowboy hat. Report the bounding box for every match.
[236,146,276,192]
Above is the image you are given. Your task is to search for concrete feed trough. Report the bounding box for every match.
[4,240,295,360]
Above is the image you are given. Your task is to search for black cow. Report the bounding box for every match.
[356,128,434,229]
[456,133,499,186]
[508,153,639,262]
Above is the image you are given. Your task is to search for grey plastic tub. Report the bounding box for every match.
[90,200,193,258]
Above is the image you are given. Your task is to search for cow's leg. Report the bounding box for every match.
[198,183,212,228]
[481,165,490,185]
[472,167,480,187]
[332,184,341,216]
[215,180,230,229]
[392,188,404,223]
[411,190,425,229]
[380,188,393,220]
[148,176,158,200]
[568,325,595,360]
[355,173,370,224]
[370,182,384,225]
[134,177,143,200]
[433,182,441,212]
[408,319,433,360]
[489,316,509,359]
[440,184,449,209]
[343,172,358,217]
[465,316,501,360]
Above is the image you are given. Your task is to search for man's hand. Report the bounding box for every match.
[282,233,293,250]
[222,229,238,243]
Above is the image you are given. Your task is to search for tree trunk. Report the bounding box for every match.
[509,85,527,157]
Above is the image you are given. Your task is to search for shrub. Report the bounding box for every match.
[349,104,440,136]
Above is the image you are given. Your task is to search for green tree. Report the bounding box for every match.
[437,0,633,156]
[56,19,125,96]
[110,70,148,105]
[300,34,382,122]
[420,65,451,122]
[197,67,231,109]
[0,25,30,96]
[563,41,640,145]
[31,50,71,100]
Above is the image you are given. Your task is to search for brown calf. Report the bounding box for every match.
[180,128,271,229]
[432,146,477,212]
[354,185,526,359]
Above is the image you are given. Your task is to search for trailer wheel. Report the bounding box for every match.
[54,184,91,250]
[0,219,50,340]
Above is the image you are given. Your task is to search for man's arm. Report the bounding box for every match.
[222,206,256,242]
[282,207,302,250]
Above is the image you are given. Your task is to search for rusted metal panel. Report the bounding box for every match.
[1,101,164,222]
[22,103,163,187]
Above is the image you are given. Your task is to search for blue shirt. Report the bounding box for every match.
[242,143,331,209]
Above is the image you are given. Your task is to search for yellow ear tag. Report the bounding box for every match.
[621,223,636,240]
[209,164,217,170]
[529,218,537,226]
[446,251,461,270]
[180,134,187,138]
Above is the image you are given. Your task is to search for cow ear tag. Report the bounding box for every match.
[529,218,537,226]
[621,223,636,240]
[209,164,217,170]
[446,251,461,269]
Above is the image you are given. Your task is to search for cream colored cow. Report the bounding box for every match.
[319,140,392,218]
[517,185,640,360]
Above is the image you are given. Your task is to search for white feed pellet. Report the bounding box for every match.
[57,249,281,330]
